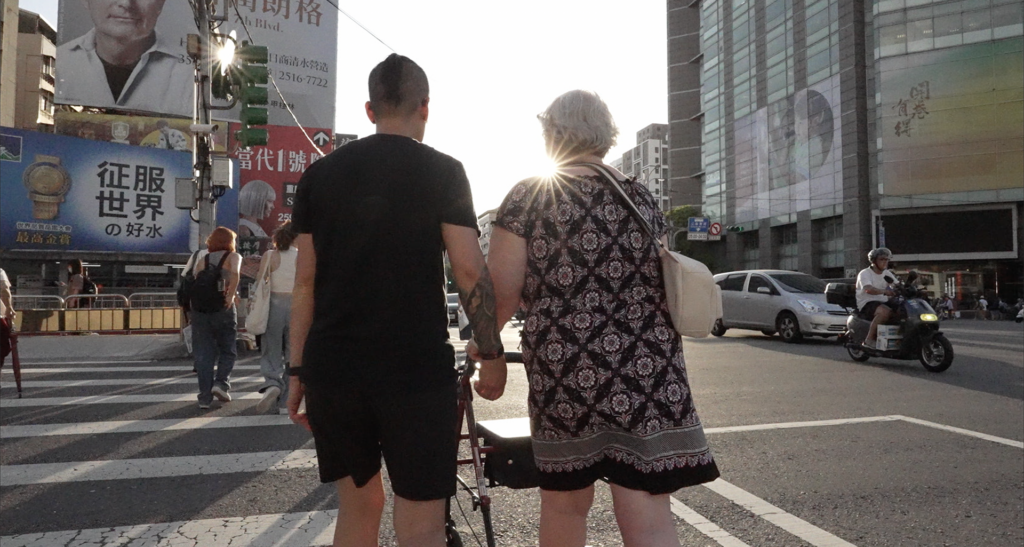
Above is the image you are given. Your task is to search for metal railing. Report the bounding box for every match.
[128,292,180,308]
[12,292,181,334]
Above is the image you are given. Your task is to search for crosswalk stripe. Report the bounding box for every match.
[1,376,265,388]
[1,392,266,407]
[1,415,293,438]
[0,509,337,547]
[670,497,750,547]
[0,449,319,486]
[2,364,261,373]
[704,479,857,547]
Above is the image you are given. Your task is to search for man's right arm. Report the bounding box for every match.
[442,223,506,401]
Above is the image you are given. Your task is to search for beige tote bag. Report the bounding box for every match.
[577,163,723,338]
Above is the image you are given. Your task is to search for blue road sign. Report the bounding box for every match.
[688,217,711,233]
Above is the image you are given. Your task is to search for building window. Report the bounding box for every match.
[814,216,843,274]
[741,232,760,270]
[773,224,798,271]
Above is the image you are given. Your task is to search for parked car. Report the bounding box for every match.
[447,293,460,325]
[711,270,848,343]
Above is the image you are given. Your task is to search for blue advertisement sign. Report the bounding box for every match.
[688,217,710,233]
[1,127,237,253]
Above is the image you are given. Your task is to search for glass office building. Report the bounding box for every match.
[669,0,1023,301]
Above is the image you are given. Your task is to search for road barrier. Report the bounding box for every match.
[12,293,183,334]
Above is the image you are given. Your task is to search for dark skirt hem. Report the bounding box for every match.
[537,456,720,495]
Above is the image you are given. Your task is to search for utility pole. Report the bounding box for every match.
[190,0,216,249]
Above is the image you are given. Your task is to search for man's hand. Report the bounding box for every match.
[287,376,310,431]
[474,357,507,401]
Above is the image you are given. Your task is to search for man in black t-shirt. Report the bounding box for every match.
[287,54,507,546]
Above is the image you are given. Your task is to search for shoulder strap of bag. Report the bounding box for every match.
[258,250,275,282]
[572,162,666,252]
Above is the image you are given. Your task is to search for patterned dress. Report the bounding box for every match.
[496,173,719,493]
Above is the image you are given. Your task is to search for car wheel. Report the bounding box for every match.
[711,319,727,337]
[776,312,803,343]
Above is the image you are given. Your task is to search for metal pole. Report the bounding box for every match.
[195,0,216,247]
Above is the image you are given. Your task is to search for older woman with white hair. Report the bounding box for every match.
[481,90,720,547]
[238,179,276,238]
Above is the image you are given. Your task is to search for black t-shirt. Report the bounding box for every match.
[291,133,478,389]
[100,58,137,101]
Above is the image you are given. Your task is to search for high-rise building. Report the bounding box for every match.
[0,0,19,127]
[14,8,55,132]
[669,0,1023,300]
[611,123,672,211]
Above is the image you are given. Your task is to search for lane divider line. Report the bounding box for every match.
[2,365,261,373]
[669,496,751,547]
[1,376,265,388]
[1,393,265,407]
[703,479,858,547]
[891,415,1024,449]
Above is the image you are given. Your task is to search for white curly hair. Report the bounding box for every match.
[538,90,619,162]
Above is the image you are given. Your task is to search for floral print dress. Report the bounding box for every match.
[496,173,719,492]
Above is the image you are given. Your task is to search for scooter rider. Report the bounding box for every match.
[856,247,897,349]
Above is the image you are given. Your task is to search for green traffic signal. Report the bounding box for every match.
[726,225,745,232]
[236,127,268,147]
[240,106,268,126]
[236,43,268,64]
[240,85,268,105]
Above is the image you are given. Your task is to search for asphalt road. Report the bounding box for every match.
[0,319,1020,546]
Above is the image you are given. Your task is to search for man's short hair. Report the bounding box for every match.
[368,54,429,118]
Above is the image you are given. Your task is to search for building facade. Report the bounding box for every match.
[669,0,1023,302]
[14,8,54,132]
[0,0,19,127]
[610,123,673,211]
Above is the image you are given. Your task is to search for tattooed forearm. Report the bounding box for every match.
[459,264,503,356]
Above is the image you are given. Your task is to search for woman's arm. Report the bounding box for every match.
[487,226,528,329]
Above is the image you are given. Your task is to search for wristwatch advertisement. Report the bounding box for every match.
[22,154,71,220]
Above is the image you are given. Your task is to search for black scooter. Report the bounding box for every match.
[826,271,954,373]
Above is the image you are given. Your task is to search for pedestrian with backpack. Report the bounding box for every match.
[63,259,98,309]
[190,227,242,410]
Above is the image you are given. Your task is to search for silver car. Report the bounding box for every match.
[711,270,848,343]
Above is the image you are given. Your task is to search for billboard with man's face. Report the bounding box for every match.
[55,0,337,130]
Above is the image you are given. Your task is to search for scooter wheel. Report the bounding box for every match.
[919,334,954,372]
[847,344,870,362]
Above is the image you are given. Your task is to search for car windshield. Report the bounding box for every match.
[769,273,827,294]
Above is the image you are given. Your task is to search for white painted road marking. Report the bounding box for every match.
[1,392,265,407]
[0,509,338,547]
[703,479,858,547]
[1,415,293,438]
[1,364,261,373]
[1,376,264,388]
[893,415,1024,449]
[0,449,319,486]
[704,415,901,434]
[670,496,751,547]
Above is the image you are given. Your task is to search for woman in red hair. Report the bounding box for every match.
[190,227,242,409]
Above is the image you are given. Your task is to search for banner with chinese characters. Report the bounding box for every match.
[56,0,337,128]
[229,123,333,276]
[0,127,238,253]
[54,112,230,153]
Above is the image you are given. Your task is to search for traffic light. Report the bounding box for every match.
[725,225,745,232]
[234,41,269,147]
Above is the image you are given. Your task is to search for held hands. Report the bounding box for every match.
[467,338,507,401]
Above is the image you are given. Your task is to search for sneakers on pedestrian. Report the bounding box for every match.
[256,386,281,414]
[212,385,232,402]
[198,401,212,409]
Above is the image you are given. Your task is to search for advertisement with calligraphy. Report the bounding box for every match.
[0,127,238,253]
[228,124,332,275]
[54,111,229,153]
[56,0,337,128]
[879,37,1024,196]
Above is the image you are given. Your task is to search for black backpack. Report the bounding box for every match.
[190,253,230,313]
[176,250,201,312]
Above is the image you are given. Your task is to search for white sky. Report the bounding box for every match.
[21,0,669,212]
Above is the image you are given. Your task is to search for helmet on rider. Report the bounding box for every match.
[867,247,892,264]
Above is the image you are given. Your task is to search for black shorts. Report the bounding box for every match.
[861,300,894,319]
[304,380,458,501]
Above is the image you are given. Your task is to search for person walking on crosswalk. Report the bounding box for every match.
[190,227,242,409]
[254,222,298,414]
[286,53,507,547]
